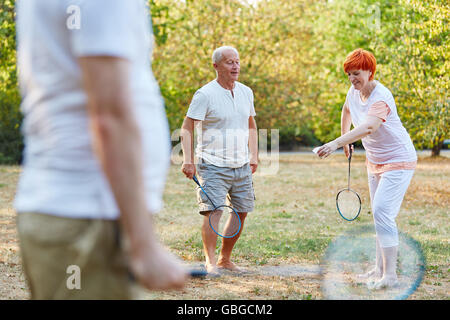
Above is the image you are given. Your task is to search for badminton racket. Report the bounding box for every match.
[336,145,361,221]
[193,175,241,238]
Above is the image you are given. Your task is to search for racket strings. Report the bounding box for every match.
[209,207,241,238]
[193,175,241,238]
[336,190,361,221]
[336,145,361,221]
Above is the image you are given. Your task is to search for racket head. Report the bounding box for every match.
[336,188,361,221]
[208,205,241,238]
[320,225,426,300]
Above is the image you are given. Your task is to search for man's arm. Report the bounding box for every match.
[79,56,186,290]
[180,116,198,179]
[248,116,258,173]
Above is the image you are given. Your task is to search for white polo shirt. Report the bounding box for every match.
[14,0,170,219]
[187,80,256,168]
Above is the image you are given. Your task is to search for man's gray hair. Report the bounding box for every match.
[212,46,239,64]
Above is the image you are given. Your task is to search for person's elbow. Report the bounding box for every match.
[365,124,375,135]
[181,116,196,132]
[89,91,139,148]
[94,94,134,125]
[249,116,257,129]
[364,118,382,136]
[91,85,130,114]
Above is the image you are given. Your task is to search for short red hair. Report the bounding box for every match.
[343,49,377,81]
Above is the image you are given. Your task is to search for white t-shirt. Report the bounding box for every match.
[346,81,417,164]
[187,80,256,168]
[14,0,170,219]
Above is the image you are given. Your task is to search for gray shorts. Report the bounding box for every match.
[196,162,255,215]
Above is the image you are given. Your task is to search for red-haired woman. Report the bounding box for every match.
[316,48,417,289]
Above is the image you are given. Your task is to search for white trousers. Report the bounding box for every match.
[368,169,414,248]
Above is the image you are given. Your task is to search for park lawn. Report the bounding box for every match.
[0,153,448,300]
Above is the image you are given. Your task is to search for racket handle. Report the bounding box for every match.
[189,269,207,278]
[128,269,207,282]
[192,175,200,186]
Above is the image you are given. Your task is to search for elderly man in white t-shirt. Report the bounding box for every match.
[14,0,187,299]
[181,46,258,275]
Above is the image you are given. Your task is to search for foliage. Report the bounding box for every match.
[382,0,449,156]
[150,0,323,146]
[0,0,23,164]
[0,0,448,163]
[309,0,449,154]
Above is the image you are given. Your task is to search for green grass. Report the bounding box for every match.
[150,153,449,299]
[0,153,448,299]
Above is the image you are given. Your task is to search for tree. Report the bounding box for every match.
[0,0,23,164]
[309,0,449,156]
[0,0,447,164]
[382,0,449,156]
[150,0,323,147]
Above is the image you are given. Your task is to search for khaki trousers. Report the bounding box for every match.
[17,212,137,299]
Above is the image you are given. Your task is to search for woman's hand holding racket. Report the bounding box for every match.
[343,144,355,159]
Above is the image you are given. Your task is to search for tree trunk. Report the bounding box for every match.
[431,140,443,157]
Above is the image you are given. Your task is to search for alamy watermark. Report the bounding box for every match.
[62,3,286,175]
[66,265,81,290]
[171,127,280,176]
[66,5,81,30]
[366,3,381,32]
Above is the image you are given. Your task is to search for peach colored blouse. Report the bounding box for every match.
[366,101,417,174]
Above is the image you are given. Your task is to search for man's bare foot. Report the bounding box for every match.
[217,259,244,273]
[205,263,220,276]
